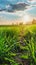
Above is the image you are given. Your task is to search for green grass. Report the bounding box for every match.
[0,24,36,65]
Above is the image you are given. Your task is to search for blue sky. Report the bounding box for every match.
[0,0,36,24]
[0,0,27,4]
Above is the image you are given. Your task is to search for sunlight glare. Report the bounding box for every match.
[22,14,33,24]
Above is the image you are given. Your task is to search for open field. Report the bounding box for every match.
[0,24,36,65]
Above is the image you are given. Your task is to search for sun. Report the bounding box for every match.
[24,15,30,21]
[22,14,33,24]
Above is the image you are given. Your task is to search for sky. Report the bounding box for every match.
[0,0,36,24]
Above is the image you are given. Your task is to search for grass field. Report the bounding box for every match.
[0,24,36,65]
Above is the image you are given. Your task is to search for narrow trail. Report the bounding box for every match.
[14,28,30,65]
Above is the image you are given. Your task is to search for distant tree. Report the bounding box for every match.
[19,22,23,25]
[32,19,36,24]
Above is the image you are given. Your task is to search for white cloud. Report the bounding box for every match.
[6,5,10,9]
[23,6,36,20]
[0,11,24,17]
[17,2,24,4]
[0,4,36,21]
[27,0,36,3]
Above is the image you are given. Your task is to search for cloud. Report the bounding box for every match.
[0,5,36,24]
[0,0,36,22]
[0,3,36,18]
[0,2,29,12]
[23,6,36,20]
[27,0,36,3]
[0,11,22,21]
[0,11,23,17]
[6,5,10,9]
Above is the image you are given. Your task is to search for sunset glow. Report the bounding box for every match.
[22,14,33,24]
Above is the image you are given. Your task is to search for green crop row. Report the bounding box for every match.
[0,25,36,65]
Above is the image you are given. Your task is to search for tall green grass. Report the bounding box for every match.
[0,25,36,65]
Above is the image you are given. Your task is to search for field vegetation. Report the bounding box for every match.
[0,25,36,65]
